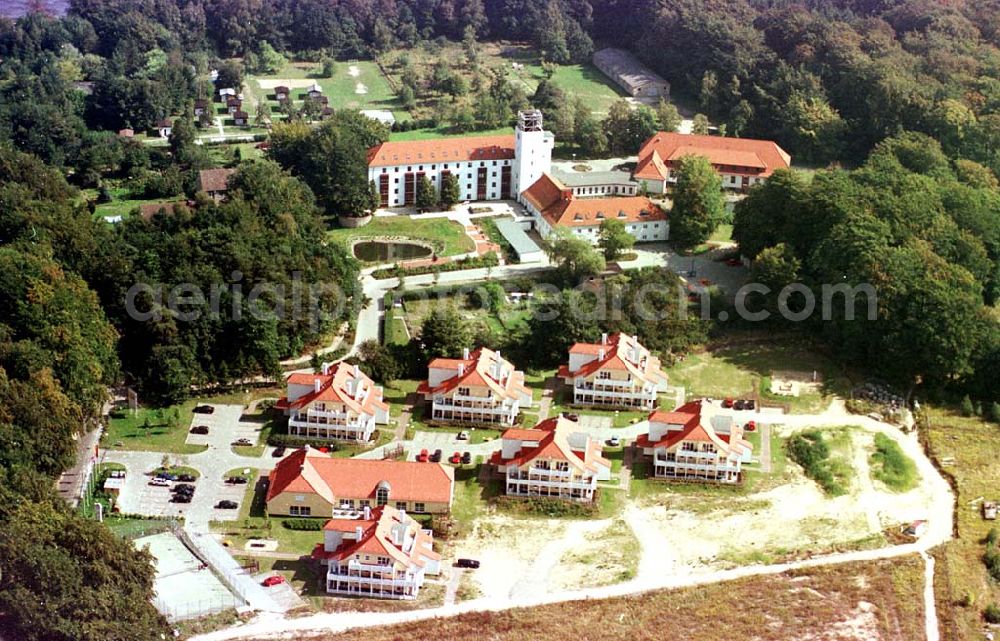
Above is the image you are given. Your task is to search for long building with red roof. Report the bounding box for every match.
[490,415,611,502]
[520,172,669,244]
[312,504,441,599]
[558,333,669,410]
[635,400,752,483]
[634,131,791,192]
[266,446,455,516]
[367,109,553,208]
[417,346,533,427]
[275,362,389,442]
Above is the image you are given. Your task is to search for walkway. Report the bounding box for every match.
[56,426,102,508]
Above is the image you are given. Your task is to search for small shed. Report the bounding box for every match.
[156,118,173,138]
[494,218,544,264]
[194,99,209,116]
[233,111,249,126]
[307,82,323,98]
[274,85,290,100]
[118,128,134,138]
[360,109,397,126]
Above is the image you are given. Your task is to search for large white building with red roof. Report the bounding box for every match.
[634,132,791,192]
[275,362,389,443]
[521,172,669,244]
[491,414,611,502]
[558,333,669,410]
[367,110,553,208]
[266,446,455,516]
[312,504,441,599]
[635,400,752,484]
[418,347,533,427]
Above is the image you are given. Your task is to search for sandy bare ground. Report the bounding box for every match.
[355,82,368,95]
[347,65,360,77]
[256,78,316,90]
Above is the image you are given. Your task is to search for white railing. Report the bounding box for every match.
[507,477,595,490]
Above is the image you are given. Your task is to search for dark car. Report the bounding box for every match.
[155,472,178,481]
[171,494,192,503]
[745,399,756,410]
[227,476,248,484]
[216,500,238,509]
[272,446,286,458]
[430,449,442,463]
[733,399,746,411]
[193,405,215,414]
[455,558,480,569]
[461,451,472,465]
[173,483,195,493]
[177,474,197,483]
[190,425,209,435]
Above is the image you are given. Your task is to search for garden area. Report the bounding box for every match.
[327,216,475,260]
[247,60,400,120]
[103,402,206,455]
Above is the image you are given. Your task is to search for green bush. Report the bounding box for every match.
[869,433,919,491]
[985,603,1000,623]
[282,518,326,530]
[495,495,598,518]
[987,527,999,548]
[787,430,847,496]
[961,394,975,417]
[266,433,342,450]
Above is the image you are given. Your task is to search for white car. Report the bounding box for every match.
[149,477,171,486]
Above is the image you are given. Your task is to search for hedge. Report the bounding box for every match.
[282,518,326,531]
[266,433,343,450]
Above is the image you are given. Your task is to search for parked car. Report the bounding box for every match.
[149,477,171,486]
[430,449,442,463]
[177,474,196,483]
[461,451,472,465]
[227,476,248,484]
[173,483,195,493]
[416,449,429,463]
[272,446,286,458]
[733,399,746,411]
[449,452,462,464]
[744,421,757,432]
[456,431,469,441]
[193,405,215,414]
[725,257,742,267]
[261,575,286,587]
[722,398,734,408]
[155,472,178,480]
[171,494,192,503]
[606,436,621,447]
[190,425,209,435]
[745,399,756,410]
[216,500,238,509]
[232,438,253,446]
[455,558,480,569]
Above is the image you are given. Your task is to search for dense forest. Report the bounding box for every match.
[0,0,999,637]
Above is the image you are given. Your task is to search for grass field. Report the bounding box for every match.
[665,337,853,413]
[327,216,475,258]
[388,125,511,141]
[320,556,926,641]
[103,402,207,454]
[926,405,1000,640]
[248,60,399,116]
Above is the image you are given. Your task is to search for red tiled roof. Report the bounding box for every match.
[267,447,454,505]
[421,347,529,402]
[276,362,388,418]
[138,202,181,221]
[562,333,669,387]
[634,149,667,181]
[367,135,515,167]
[521,173,667,229]
[197,168,236,194]
[492,416,609,473]
[637,400,750,458]
[637,132,791,177]
[312,505,440,568]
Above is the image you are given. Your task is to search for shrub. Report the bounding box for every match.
[989,402,1000,424]
[987,527,999,548]
[282,518,325,531]
[985,549,1000,582]
[961,394,975,417]
[787,430,847,496]
[266,433,342,450]
[869,433,919,492]
[494,495,598,518]
[985,603,1000,623]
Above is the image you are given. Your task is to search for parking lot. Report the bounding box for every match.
[406,430,502,463]
[185,404,247,450]
[253,570,307,611]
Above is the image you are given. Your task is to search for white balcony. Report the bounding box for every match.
[655,460,739,473]
[506,476,596,491]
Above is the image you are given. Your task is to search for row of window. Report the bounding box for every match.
[337,498,427,512]
[377,159,511,173]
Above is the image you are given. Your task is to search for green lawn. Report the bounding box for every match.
[710,223,734,242]
[327,216,475,258]
[103,402,207,454]
[665,338,852,413]
[388,125,511,141]
[548,386,661,428]
[249,60,399,115]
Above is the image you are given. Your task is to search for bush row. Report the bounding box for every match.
[494,495,598,518]
[266,433,342,450]
[371,252,500,279]
[282,518,326,531]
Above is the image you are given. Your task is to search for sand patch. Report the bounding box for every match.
[348,65,360,77]
[355,82,368,94]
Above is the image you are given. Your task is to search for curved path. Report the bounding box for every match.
[192,407,952,641]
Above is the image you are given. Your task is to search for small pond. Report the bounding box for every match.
[352,240,433,262]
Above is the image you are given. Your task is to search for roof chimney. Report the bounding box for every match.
[314,379,322,393]
[355,525,364,540]
[462,347,470,360]
[598,348,605,360]
[321,361,331,375]
[601,332,608,345]
[363,505,371,520]
[458,363,465,376]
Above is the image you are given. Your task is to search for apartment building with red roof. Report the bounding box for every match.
[312,504,441,599]
[367,110,553,208]
[634,132,791,192]
[521,172,669,244]
[266,446,455,516]
[635,400,753,483]
[490,415,611,502]
[417,347,533,427]
[275,362,389,443]
[558,333,669,410]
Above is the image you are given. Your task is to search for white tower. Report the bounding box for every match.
[513,109,554,202]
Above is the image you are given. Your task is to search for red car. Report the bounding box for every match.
[261,575,285,587]
[725,257,742,267]
[744,421,757,432]
[416,448,429,462]
[722,398,734,408]
[449,452,462,464]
